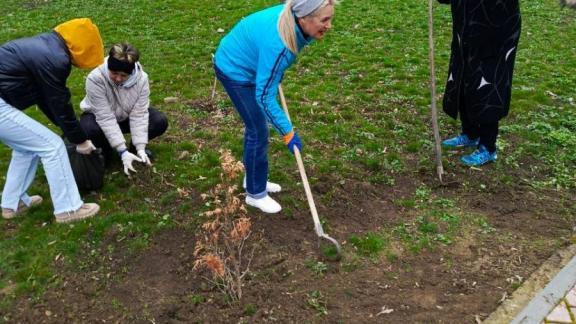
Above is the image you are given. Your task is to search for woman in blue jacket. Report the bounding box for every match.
[214,0,336,213]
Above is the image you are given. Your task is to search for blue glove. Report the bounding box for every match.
[283,131,302,155]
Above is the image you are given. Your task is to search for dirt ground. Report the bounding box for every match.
[3,107,575,323]
[4,161,575,323]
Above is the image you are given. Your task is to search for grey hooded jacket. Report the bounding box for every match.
[80,60,150,151]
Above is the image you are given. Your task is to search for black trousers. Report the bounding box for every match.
[80,107,168,152]
[459,105,499,153]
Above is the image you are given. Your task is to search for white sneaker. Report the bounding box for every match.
[245,195,282,214]
[243,177,282,193]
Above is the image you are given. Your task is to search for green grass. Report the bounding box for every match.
[348,233,388,257]
[243,303,258,316]
[1,0,576,313]
[189,294,206,306]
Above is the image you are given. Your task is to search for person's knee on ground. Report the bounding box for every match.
[148,107,169,140]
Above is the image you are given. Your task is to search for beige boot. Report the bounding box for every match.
[2,195,44,219]
[55,203,100,224]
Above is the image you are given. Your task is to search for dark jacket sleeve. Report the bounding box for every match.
[31,55,87,144]
[437,0,451,4]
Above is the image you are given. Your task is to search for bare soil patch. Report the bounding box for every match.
[3,108,575,323]
[5,157,575,323]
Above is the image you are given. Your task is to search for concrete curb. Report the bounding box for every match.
[484,244,576,324]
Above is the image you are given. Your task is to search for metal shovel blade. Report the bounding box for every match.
[319,234,342,261]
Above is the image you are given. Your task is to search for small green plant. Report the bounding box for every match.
[415,185,432,202]
[475,217,496,234]
[434,198,456,209]
[393,198,416,209]
[189,294,205,306]
[243,303,257,316]
[157,214,171,228]
[305,260,328,277]
[307,290,328,316]
[436,211,461,230]
[111,298,124,310]
[416,216,438,234]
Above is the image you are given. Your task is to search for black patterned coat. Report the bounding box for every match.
[438,0,522,124]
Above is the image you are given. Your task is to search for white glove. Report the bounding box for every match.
[76,140,96,155]
[137,149,152,166]
[121,151,142,175]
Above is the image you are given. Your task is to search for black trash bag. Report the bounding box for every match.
[66,144,106,192]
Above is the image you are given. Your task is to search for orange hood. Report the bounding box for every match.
[54,18,104,69]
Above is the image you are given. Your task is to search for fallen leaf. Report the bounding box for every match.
[376,306,394,316]
[178,150,190,160]
[164,97,179,104]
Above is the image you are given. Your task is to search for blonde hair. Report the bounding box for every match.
[278,0,335,54]
[109,43,140,63]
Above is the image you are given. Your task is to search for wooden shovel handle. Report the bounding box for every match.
[278,85,324,236]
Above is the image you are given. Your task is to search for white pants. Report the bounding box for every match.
[0,98,83,214]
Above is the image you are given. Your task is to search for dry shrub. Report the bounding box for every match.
[193,149,260,301]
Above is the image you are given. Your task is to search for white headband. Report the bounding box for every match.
[292,0,325,18]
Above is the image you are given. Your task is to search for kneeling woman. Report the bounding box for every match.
[214,0,336,213]
[80,43,168,175]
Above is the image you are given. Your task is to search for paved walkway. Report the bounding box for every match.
[542,284,576,324]
[510,252,576,324]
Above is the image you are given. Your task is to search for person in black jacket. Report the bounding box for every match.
[0,18,102,223]
[438,0,521,166]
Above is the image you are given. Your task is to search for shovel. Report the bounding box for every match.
[427,0,445,182]
[278,84,342,261]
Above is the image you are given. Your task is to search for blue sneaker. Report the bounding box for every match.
[461,145,497,166]
[442,134,480,148]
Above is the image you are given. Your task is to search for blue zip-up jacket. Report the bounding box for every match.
[215,4,312,136]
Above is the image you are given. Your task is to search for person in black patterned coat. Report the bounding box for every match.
[438,0,521,166]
